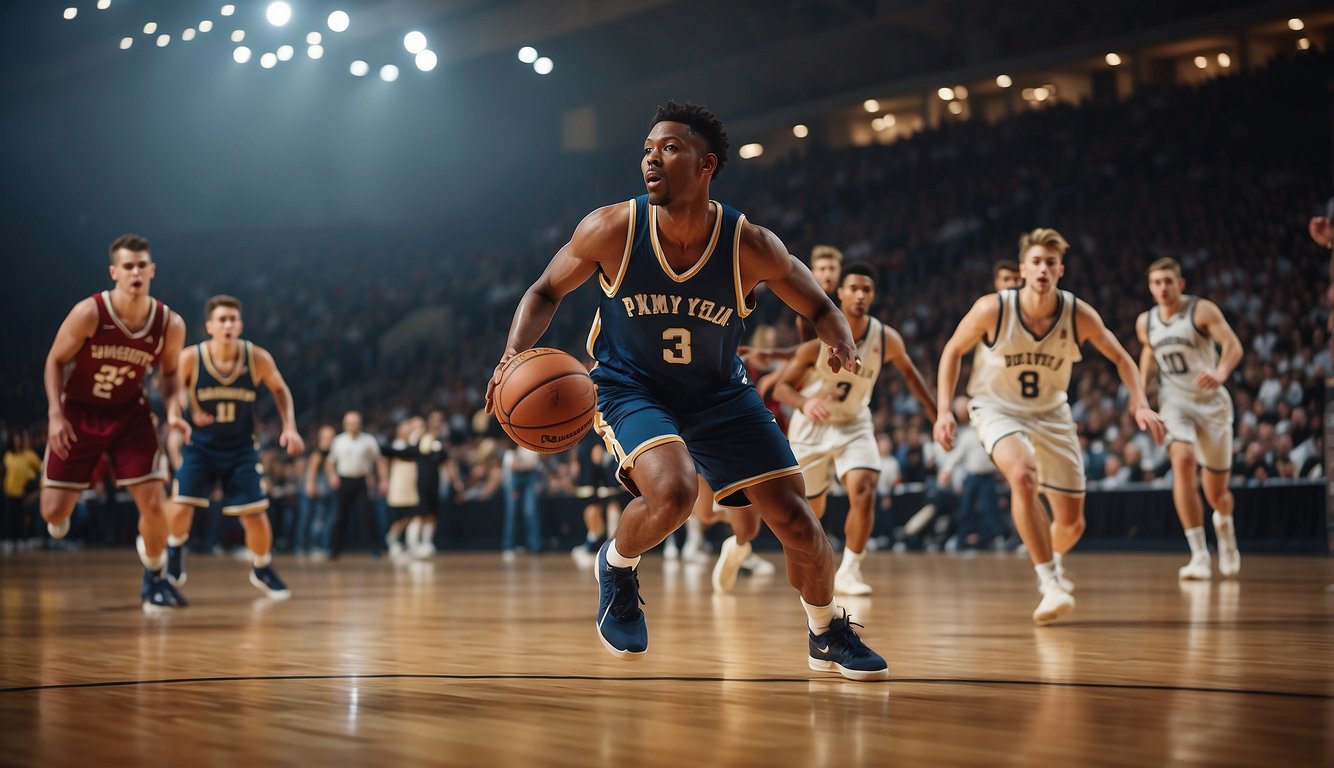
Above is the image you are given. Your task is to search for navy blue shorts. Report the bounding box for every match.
[591,376,800,508]
[171,441,268,515]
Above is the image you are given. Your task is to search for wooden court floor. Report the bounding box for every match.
[1,548,1331,767]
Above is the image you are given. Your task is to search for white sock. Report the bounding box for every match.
[586,531,599,544]
[421,522,436,546]
[137,536,167,573]
[167,533,189,548]
[1213,512,1235,540]
[839,546,864,572]
[1184,526,1208,558]
[1034,561,1058,591]
[684,517,704,549]
[802,597,840,635]
[406,519,422,549]
[605,539,640,569]
[253,551,272,568]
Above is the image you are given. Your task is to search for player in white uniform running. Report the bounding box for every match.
[713,263,935,595]
[1136,257,1242,580]
[934,228,1165,624]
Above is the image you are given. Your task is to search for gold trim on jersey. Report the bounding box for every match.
[599,200,636,297]
[114,449,169,487]
[171,478,211,508]
[592,409,626,464]
[712,466,803,509]
[101,290,159,340]
[732,214,757,318]
[586,309,602,359]
[222,499,270,516]
[201,340,248,386]
[650,200,722,283]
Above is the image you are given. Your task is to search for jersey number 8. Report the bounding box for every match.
[1019,371,1039,399]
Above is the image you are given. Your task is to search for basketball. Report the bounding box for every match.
[494,347,596,453]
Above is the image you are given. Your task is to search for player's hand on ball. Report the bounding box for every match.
[1135,406,1166,444]
[933,412,957,452]
[485,348,518,414]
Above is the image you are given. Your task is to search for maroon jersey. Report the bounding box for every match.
[64,291,170,406]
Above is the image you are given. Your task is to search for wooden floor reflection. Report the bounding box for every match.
[1,549,1331,767]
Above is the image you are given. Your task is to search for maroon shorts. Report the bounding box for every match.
[44,399,167,490]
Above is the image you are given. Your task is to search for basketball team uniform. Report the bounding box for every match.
[786,317,885,497]
[967,288,1086,496]
[586,195,799,508]
[171,341,268,516]
[1144,297,1233,472]
[44,291,171,490]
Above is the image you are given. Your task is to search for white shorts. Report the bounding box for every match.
[969,400,1085,497]
[1161,392,1233,473]
[789,420,880,498]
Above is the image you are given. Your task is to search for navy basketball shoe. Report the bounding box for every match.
[166,544,186,586]
[141,569,189,613]
[250,565,292,600]
[595,541,647,658]
[808,611,889,681]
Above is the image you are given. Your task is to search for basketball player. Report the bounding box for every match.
[165,295,303,598]
[714,263,935,596]
[1136,258,1242,579]
[934,228,1165,624]
[993,259,1021,291]
[42,234,191,612]
[486,101,888,680]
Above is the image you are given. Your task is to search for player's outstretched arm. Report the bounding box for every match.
[1192,300,1242,390]
[1077,300,1164,443]
[485,203,627,414]
[44,298,99,459]
[740,223,857,374]
[933,295,998,451]
[772,339,832,422]
[159,311,191,445]
[884,326,937,421]
[253,345,304,455]
[1134,312,1157,405]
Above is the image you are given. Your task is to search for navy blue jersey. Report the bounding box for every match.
[188,341,260,449]
[587,195,753,406]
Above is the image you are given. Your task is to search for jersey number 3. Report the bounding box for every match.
[662,328,693,365]
[1019,371,1039,399]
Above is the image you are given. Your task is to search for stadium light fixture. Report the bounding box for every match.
[738,143,764,159]
[792,124,808,139]
[1297,37,1310,50]
[862,99,880,112]
[996,74,1012,88]
[350,59,369,76]
[405,31,427,54]
[200,20,214,33]
[98,0,111,9]
[120,37,133,50]
[260,52,277,68]
[308,45,324,59]
[183,28,197,42]
[1288,18,1303,31]
[64,7,77,20]
[518,46,538,64]
[937,87,954,101]
[380,64,400,81]
[157,34,170,47]
[277,44,294,61]
[1105,52,1122,66]
[306,31,321,45]
[144,22,158,34]
[328,11,350,33]
[953,85,968,100]
[232,30,245,42]
[882,114,896,127]
[221,4,235,17]
[233,46,251,63]
[416,50,438,72]
[1217,53,1231,68]
[1193,55,1207,69]
[534,57,553,75]
[947,101,963,115]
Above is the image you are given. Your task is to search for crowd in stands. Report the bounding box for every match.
[2,50,1330,552]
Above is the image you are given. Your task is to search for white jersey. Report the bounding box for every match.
[968,289,1082,414]
[789,317,885,431]
[1144,296,1224,405]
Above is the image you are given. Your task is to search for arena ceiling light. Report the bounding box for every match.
[233,45,251,63]
[144,22,158,34]
[533,57,553,75]
[1105,52,1122,66]
[156,34,170,47]
[307,45,324,59]
[380,64,400,82]
[98,0,111,9]
[266,2,292,27]
[862,99,879,112]
[63,7,77,20]
[349,59,369,76]
[738,143,763,159]
[996,74,1013,88]
[120,37,133,50]
[937,87,954,101]
[182,28,197,42]
[416,50,438,72]
[277,44,294,61]
[1217,53,1231,68]
[1288,18,1304,31]
[221,4,235,17]
[947,101,964,115]
[1297,37,1310,50]
[328,10,350,33]
[199,20,214,32]
[518,46,538,64]
[792,124,809,139]
[232,30,245,42]
[404,31,427,54]
[306,31,321,45]
[953,85,968,100]
[260,52,277,68]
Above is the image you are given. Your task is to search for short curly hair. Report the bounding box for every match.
[651,100,729,179]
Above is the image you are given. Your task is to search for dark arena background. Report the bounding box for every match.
[1,2,1332,765]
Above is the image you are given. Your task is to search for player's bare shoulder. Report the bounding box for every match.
[570,202,634,266]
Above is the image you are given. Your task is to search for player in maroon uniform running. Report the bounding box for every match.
[42,234,192,612]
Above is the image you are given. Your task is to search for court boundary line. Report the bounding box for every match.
[0,674,1328,700]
